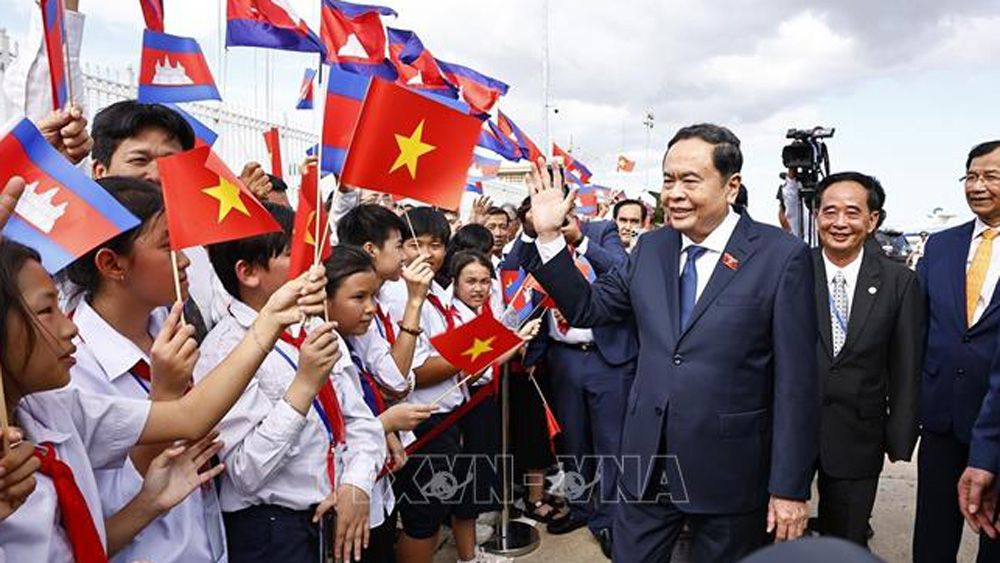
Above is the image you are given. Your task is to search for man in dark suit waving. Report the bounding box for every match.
[527,123,818,561]
[810,172,924,546]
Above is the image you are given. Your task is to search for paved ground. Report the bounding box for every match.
[432,448,982,562]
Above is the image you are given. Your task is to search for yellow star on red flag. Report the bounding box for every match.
[390,119,436,179]
[202,177,250,222]
[461,336,496,363]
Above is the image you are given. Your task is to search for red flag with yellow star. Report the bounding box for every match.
[288,163,331,279]
[157,145,281,249]
[340,78,482,210]
[430,310,523,376]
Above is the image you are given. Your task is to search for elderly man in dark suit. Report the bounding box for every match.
[810,172,923,546]
[526,123,818,562]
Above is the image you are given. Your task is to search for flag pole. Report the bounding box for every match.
[60,0,74,110]
[170,250,187,325]
[0,364,10,456]
[429,368,482,408]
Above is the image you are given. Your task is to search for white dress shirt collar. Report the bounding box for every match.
[973,217,1000,241]
[73,300,163,382]
[822,246,865,299]
[680,210,740,256]
[227,298,260,329]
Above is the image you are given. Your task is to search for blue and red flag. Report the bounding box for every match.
[161,103,218,147]
[138,30,220,104]
[465,181,483,195]
[320,65,371,176]
[296,68,316,109]
[227,0,326,57]
[436,59,508,115]
[478,119,522,161]
[0,119,140,273]
[40,0,70,111]
[387,28,456,99]
[553,143,592,184]
[576,184,598,216]
[468,153,500,180]
[321,0,397,79]
[497,110,543,163]
[139,0,164,32]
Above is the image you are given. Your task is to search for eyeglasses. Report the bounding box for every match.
[961,170,1000,187]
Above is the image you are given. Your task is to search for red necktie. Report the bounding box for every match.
[277,331,346,488]
[34,443,108,563]
[130,360,151,381]
[375,305,395,344]
[425,294,457,331]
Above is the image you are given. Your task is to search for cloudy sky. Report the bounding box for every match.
[3,0,999,228]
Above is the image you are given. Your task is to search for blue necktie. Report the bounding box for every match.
[679,245,707,330]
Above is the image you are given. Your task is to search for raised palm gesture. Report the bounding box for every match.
[0,177,27,237]
[527,157,577,242]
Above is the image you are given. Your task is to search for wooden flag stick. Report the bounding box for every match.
[0,363,10,457]
[527,372,553,413]
[170,250,186,325]
[430,368,483,408]
[402,207,419,248]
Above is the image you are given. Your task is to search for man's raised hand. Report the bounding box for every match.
[527,157,576,243]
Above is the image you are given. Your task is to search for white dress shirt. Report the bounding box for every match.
[346,287,420,397]
[967,218,1000,325]
[2,10,85,123]
[677,211,740,302]
[194,300,385,517]
[0,385,150,562]
[70,301,226,563]
[403,281,466,414]
[822,247,865,321]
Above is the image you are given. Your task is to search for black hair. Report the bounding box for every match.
[324,244,375,296]
[486,206,510,224]
[734,184,749,212]
[667,123,743,179]
[967,141,1000,170]
[0,240,43,378]
[405,206,450,244]
[816,171,885,216]
[336,204,407,249]
[613,198,648,222]
[269,174,288,193]
[65,177,164,297]
[436,224,494,288]
[516,196,531,224]
[207,202,294,300]
[91,101,195,167]
[450,250,494,281]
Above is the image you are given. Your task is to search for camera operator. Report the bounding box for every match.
[778,168,804,238]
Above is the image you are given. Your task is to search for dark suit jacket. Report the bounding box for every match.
[917,220,1000,444]
[813,243,924,479]
[533,213,818,514]
[502,220,638,367]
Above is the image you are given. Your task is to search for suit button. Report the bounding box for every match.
[957,369,966,378]
[963,335,972,344]
[831,366,840,374]
[673,354,683,366]
[654,407,664,416]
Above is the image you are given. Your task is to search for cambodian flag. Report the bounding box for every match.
[161,103,218,147]
[139,0,165,32]
[576,184,598,216]
[387,28,456,99]
[297,68,316,109]
[478,119,522,162]
[227,0,326,57]
[321,66,371,176]
[497,110,543,162]
[40,0,70,111]
[321,0,397,79]
[465,181,483,195]
[436,59,508,115]
[138,30,220,103]
[468,153,500,180]
[500,268,534,327]
[0,119,140,273]
[553,143,592,183]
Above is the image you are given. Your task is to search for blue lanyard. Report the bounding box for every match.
[347,345,383,416]
[272,345,335,444]
[827,291,849,335]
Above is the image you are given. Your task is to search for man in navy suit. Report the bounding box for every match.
[502,199,637,557]
[527,124,818,562]
[922,140,1000,561]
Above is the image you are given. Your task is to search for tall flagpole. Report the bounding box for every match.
[541,0,550,158]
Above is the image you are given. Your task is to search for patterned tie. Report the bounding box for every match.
[831,272,849,356]
[679,245,707,331]
[967,228,998,326]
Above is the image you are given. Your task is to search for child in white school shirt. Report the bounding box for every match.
[64,177,227,563]
[0,190,329,562]
[197,209,392,563]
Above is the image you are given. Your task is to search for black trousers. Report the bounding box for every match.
[224,504,319,563]
[359,509,398,563]
[816,469,879,546]
[914,431,1000,563]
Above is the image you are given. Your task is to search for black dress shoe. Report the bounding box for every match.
[546,512,588,535]
[595,528,612,559]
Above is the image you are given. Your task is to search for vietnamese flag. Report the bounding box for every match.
[340,78,481,210]
[263,126,283,178]
[430,311,522,375]
[288,164,331,279]
[157,146,281,249]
